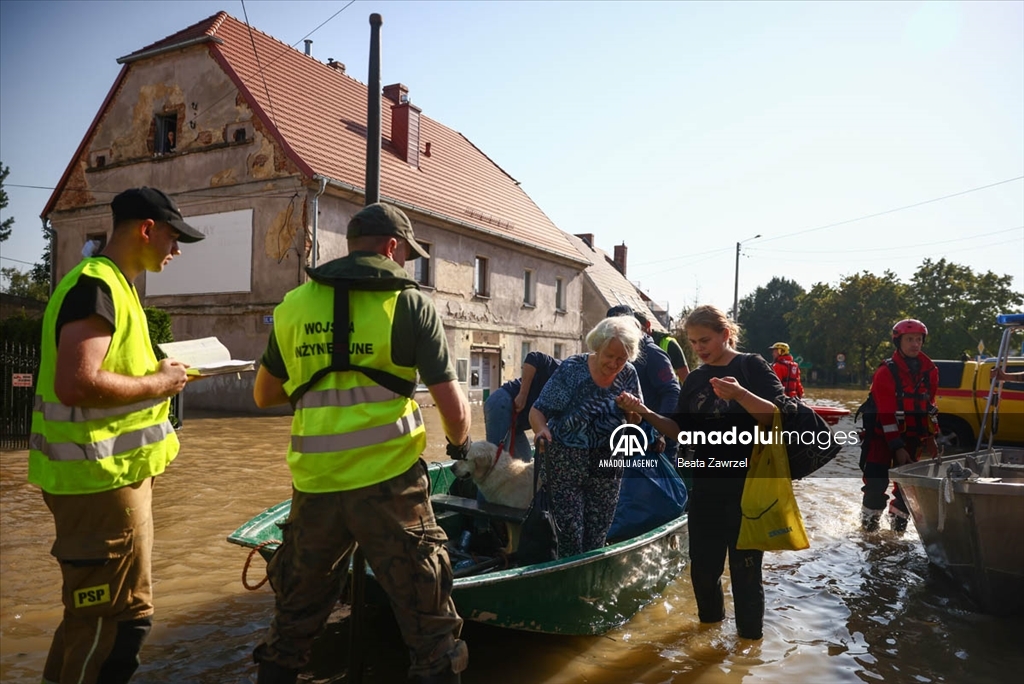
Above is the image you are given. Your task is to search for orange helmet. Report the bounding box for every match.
[892,319,928,345]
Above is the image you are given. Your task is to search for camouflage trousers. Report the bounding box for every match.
[254,459,467,678]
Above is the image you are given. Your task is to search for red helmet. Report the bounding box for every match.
[892,319,928,345]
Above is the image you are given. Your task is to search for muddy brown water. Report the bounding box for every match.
[2,390,1022,683]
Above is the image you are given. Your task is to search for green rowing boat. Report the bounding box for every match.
[227,460,688,635]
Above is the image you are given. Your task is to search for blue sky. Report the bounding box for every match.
[1,0,1021,318]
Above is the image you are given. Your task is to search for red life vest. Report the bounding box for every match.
[871,352,938,443]
[772,355,803,398]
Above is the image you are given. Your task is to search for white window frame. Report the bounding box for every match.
[474,256,490,297]
[555,276,566,312]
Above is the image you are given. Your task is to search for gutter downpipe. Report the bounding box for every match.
[310,176,327,269]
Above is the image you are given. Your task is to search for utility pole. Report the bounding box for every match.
[732,234,761,320]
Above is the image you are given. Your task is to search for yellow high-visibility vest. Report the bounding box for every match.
[274,281,425,492]
[29,258,178,495]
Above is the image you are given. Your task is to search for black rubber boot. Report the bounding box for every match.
[889,513,909,534]
[256,659,300,684]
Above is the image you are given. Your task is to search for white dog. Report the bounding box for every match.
[451,441,535,510]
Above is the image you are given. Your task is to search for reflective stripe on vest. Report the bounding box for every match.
[29,421,174,462]
[28,258,178,495]
[34,394,166,423]
[274,280,425,492]
[291,408,424,454]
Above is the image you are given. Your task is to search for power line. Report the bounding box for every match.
[748,226,1023,255]
[632,245,738,268]
[758,175,1024,244]
[190,1,356,128]
[0,255,38,266]
[749,236,1023,265]
[240,0,277,128]
[631,177,1023,272]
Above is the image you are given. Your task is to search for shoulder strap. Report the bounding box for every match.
[885,358,910,400]
[288,280,418,407]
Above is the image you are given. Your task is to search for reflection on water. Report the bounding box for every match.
[2,391,1023,683]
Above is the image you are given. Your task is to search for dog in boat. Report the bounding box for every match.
[451,440,535,509]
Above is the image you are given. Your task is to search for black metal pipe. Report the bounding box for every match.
[365,13,383,206]
[349,15,384,684]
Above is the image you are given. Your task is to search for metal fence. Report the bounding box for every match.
[1,340,39,450]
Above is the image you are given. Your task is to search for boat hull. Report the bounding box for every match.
[890,449,1024,615]
[228,461,689,635]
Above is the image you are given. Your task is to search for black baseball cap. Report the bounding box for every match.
[111,187,205,243]
[347,203,429,260]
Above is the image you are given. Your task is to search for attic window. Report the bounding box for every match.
[89,148,112,169]
[226,122,252,144]
[156,114,177,154]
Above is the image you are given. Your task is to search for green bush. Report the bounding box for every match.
[0,311,43,346]
[145,307,173,358]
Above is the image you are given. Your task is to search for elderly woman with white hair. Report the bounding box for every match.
[529,316,643,557]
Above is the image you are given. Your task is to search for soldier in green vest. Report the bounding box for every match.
[29,187,205,684]
[251,203,472,684]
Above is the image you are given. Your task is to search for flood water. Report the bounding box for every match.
[3,389,1023,683]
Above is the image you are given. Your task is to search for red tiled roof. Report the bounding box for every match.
[96,11,584,263]
[564,234,666,332]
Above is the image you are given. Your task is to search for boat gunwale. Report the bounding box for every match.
[890,449,1024,495]
[226,463,689,580]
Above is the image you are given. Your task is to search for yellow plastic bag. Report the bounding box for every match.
[736,409,810,551]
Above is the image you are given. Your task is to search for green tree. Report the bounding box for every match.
[736,277,805,356]
[0,161,12,243]
[788,282,840,374]
[907,258,1024,360]
[788,272,906,386]
[832,271,907,386]
[1,266,49,301]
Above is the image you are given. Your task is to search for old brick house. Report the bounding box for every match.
[42,12,590,410]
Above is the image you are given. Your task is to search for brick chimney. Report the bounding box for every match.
[383,83,408,104]
[613,243,628,276]
[384,83,420,167]
[574,233,595,249]
[326,58,345,74]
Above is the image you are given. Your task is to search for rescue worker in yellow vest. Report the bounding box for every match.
[29,187,206,684]
[251,203,472,684]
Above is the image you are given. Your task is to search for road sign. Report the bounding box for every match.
[836,353,846,363]
[262,315,274,325]
[12,373,33,387]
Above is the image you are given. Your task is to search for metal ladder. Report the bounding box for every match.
[975,313,1024,452]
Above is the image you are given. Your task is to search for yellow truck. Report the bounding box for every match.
[934,357,1024,450]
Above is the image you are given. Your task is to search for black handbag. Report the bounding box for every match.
[739,353,841,480]
[779,396,842,479]
[516,437,559,565]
